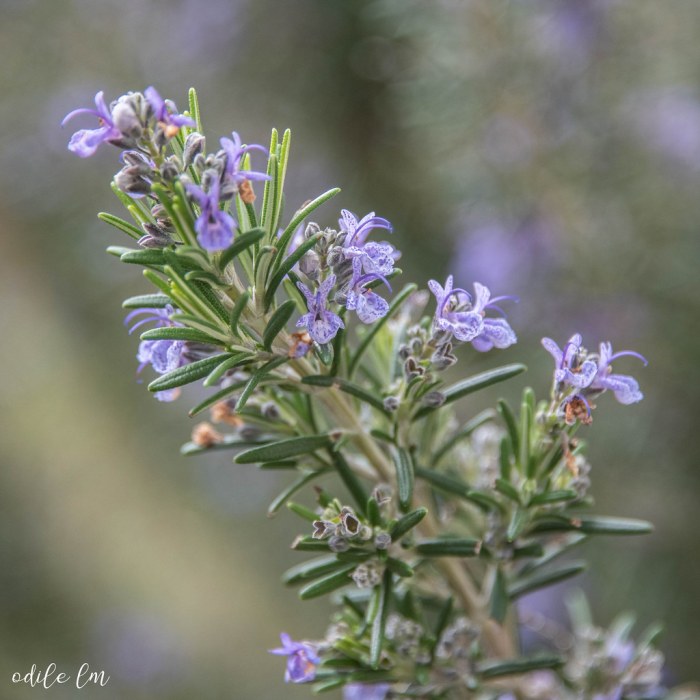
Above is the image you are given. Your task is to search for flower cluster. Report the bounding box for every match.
[63,88,194,158]
[292,209,397,347]
[543,334,647,424]
[63,88,269,251]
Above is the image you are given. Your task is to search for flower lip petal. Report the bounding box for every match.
[450,311,483,342]
[561,358,597,388]
[67,127,115,157]
[596,373,644,404]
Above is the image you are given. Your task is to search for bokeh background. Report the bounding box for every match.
[1,0,699,697]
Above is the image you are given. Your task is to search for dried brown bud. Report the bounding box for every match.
[564,397,593,426]
[161,122,181,139]
[288,331,312,358]
[210,401,243,427]
[191,422,223,447]
[239,179,256,204]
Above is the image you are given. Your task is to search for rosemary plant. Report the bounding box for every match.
[63,87,693,699]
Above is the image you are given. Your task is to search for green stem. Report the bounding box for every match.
[288,355,517,660]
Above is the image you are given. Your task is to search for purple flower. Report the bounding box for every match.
[186,180,236,251]
[605,634,636,674]
[297,275,345,345]
[219,131,270,189]
[543,335,647,422]
[344,258,391,324]
[144,86,195,131]
[590,342,647,405]
[343,682,390,700]
[124,306,175,338]
[339,209,397,277]
[542,334,598,389]
[125,306,185,402]
[269,633,320,684]
[62,91,123,158]
[428,277,517,350]
[543,335,647,405]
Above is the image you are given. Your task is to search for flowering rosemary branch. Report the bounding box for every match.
[63,86,683,700]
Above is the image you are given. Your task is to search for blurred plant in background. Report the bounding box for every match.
[1,0,699,698]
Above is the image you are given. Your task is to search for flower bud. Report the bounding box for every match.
[261,401,281,420]
[383,396,400,412]
[430,328,452,347]
[299,250,321,280]
[111,97,143,139]
[238,424,261,441]
[304,222,320,239]
[122,150,151,168]
[160,158,180,182]
[114,165,151,196]
[138,222,172,248]
[150,203,167,219]
[183,132,206,168]
[328,535,349,553]
[201,167,221,192]
[374,532,392,550]
[326,246,345,268]
[422,391,446,408]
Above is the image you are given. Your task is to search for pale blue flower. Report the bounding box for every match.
[339,209,397,277]
[186,179,236,251]
[219,131,270,190]
[144,86,195,130]
[344,258,390,324]
[269,633,319,684]
[297,275,345,345]
[62,91,123,158]
[124,306,185,402]
[542,333,598,389]
[543,335,646,405]
[429,277,517,350]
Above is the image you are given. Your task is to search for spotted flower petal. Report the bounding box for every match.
[471,317,517,352]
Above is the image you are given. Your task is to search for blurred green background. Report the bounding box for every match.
[1,0,699,697]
